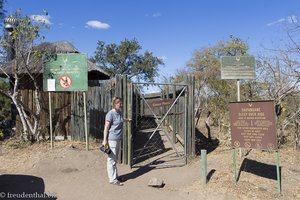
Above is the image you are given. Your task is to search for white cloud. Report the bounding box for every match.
[267,18,285,26]
[85,20,110,30]
[152,13,161,17]
[145,12,162,18]
[267,15,298,26]
[30,15,52,25]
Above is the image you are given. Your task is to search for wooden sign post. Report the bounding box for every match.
[43,54,88,150]
[229,100,281,194]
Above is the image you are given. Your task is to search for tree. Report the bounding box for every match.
[247,18,300,149]
[90,38,164,82]
[0,0,5,25]
[256,53,300,146]
[184,36,250,138]
[0,10,48,141]
[256,17,300,147]
[0,1,8,122]
[0,79,10,121]
[285,20,300,149]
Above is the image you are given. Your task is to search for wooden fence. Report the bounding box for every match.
[15,78,116,141]
[14,74,195,165]
[120,75,195,166]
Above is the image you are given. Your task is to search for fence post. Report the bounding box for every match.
[201,149,207,184]
[191,75,195,156]
[185,75,195,157]
[127,82,133,167]
[172,85,176,143]
[184,75,191,156]
[122,75,128,164]
[83,92,89,151]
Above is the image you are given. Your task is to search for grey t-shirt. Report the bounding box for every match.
[105,110,123,140]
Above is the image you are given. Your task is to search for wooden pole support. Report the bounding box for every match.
[201,149,207,184]
[83,92,89,151]
[276,150,281,194]
[233,148,237,184]
[49,92,53,149]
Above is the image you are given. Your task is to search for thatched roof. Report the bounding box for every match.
[0,41,110,80]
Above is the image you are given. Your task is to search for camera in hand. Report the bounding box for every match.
[100,145,112,154]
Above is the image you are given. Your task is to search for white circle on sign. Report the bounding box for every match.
[234,141,240,148]
[244,142,251,148]
[59,75,72,89]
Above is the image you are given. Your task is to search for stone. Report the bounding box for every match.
[148,177,164,188]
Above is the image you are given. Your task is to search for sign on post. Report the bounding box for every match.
[229,100,281,194]
[149,99,175,108]
[43,53,89,150]
[229,100,277,150]
[43,54,88,92]
[221,56,256,80]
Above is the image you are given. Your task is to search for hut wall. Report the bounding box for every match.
[15,77,115,141]
[15,75,71,139]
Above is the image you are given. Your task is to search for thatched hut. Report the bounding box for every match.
[0,42,110,81]
[0,41,113,141]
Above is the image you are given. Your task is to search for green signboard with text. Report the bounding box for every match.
[221,56,256,80]
[43,54,88,92]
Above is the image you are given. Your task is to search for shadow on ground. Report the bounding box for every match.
[0,174,57,200]
[132,116,170,165]
[195,128,219,155]
[119,165,155,182]
[237,158,281,182]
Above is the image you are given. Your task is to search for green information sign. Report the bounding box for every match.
[221,56,256,80]
[43,54,88,92]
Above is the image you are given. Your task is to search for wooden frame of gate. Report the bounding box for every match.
[120,75,195,168]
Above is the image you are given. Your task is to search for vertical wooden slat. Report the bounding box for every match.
[174,91,179,139]
[87,85,92,139]
[83,91,88,150]
[185,75,195,157]
[191,75,195,156]
[66,92,71,138]
[115,75,122,98]
[160,88,164,125]
[185,75,191,156]
[127,81,133,167]
[189,75,193,156]
[52,92,56,137]
[172,85,176,143]
[122,75,128,164]
[184,84,188,161]
[135,86,138,129]
[166,86,169,126]
[70,92,75,140]
[63,92,66,138]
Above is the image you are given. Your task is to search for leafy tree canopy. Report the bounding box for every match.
[0,79,10,121]
[0,9,49,141]
[0,0,5,26]
[90,38,164,82]
[175,36,250,127]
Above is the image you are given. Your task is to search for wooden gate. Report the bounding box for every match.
[43,74,195,167]
[121,75,195,167]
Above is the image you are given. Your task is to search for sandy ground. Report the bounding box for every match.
[0,140,300,200]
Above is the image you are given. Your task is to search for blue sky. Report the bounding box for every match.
[4,0,300,79]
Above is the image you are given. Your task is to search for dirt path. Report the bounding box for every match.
[0,140,299,200]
